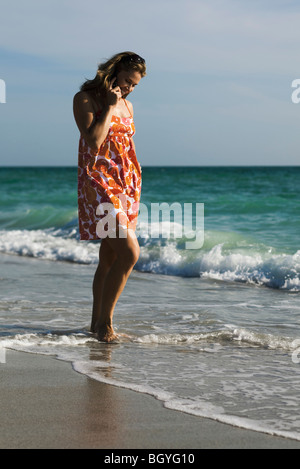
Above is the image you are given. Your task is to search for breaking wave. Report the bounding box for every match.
[0,227,299,291]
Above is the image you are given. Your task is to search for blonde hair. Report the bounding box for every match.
[80,51,146,95]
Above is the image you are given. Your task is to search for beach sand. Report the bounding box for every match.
[1,350,300,449]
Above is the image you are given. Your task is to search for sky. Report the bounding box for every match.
[0,0,300,166]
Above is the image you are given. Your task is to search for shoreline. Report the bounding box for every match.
[1,350,300,449]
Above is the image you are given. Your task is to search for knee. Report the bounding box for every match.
[119,243,140,269]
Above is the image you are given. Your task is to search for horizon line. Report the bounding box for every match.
[1,164,300,169]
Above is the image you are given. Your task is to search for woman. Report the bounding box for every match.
[73,52,146,342]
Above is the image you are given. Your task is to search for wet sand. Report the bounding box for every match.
[1,350,300,449]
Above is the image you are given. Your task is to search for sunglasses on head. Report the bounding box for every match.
[122,54,145,65]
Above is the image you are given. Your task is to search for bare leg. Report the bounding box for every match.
[94,229,140,342]
[91,239,116,333]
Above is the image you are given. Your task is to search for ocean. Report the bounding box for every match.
[0,166,300,440]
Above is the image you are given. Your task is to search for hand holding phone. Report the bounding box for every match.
[107,77,121,106]
[112,77,119,89]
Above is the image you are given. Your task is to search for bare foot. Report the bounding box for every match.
[97,324,118,343]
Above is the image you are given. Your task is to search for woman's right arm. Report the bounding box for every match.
[73,90,118,152]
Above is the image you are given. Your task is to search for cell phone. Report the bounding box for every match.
[112,77,119,88]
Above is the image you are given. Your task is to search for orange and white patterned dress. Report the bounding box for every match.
[78,99,141,240]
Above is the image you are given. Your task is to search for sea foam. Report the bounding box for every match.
[0,228,299,291]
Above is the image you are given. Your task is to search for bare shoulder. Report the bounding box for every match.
[73,91,99,124]
[73,91,93,109]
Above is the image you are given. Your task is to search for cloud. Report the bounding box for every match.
[1,0,300,76]
[0,0,187,69]
[1,0,300,166]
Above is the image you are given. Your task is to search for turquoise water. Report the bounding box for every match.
[0,166,299,288]
[1,166,300,440]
